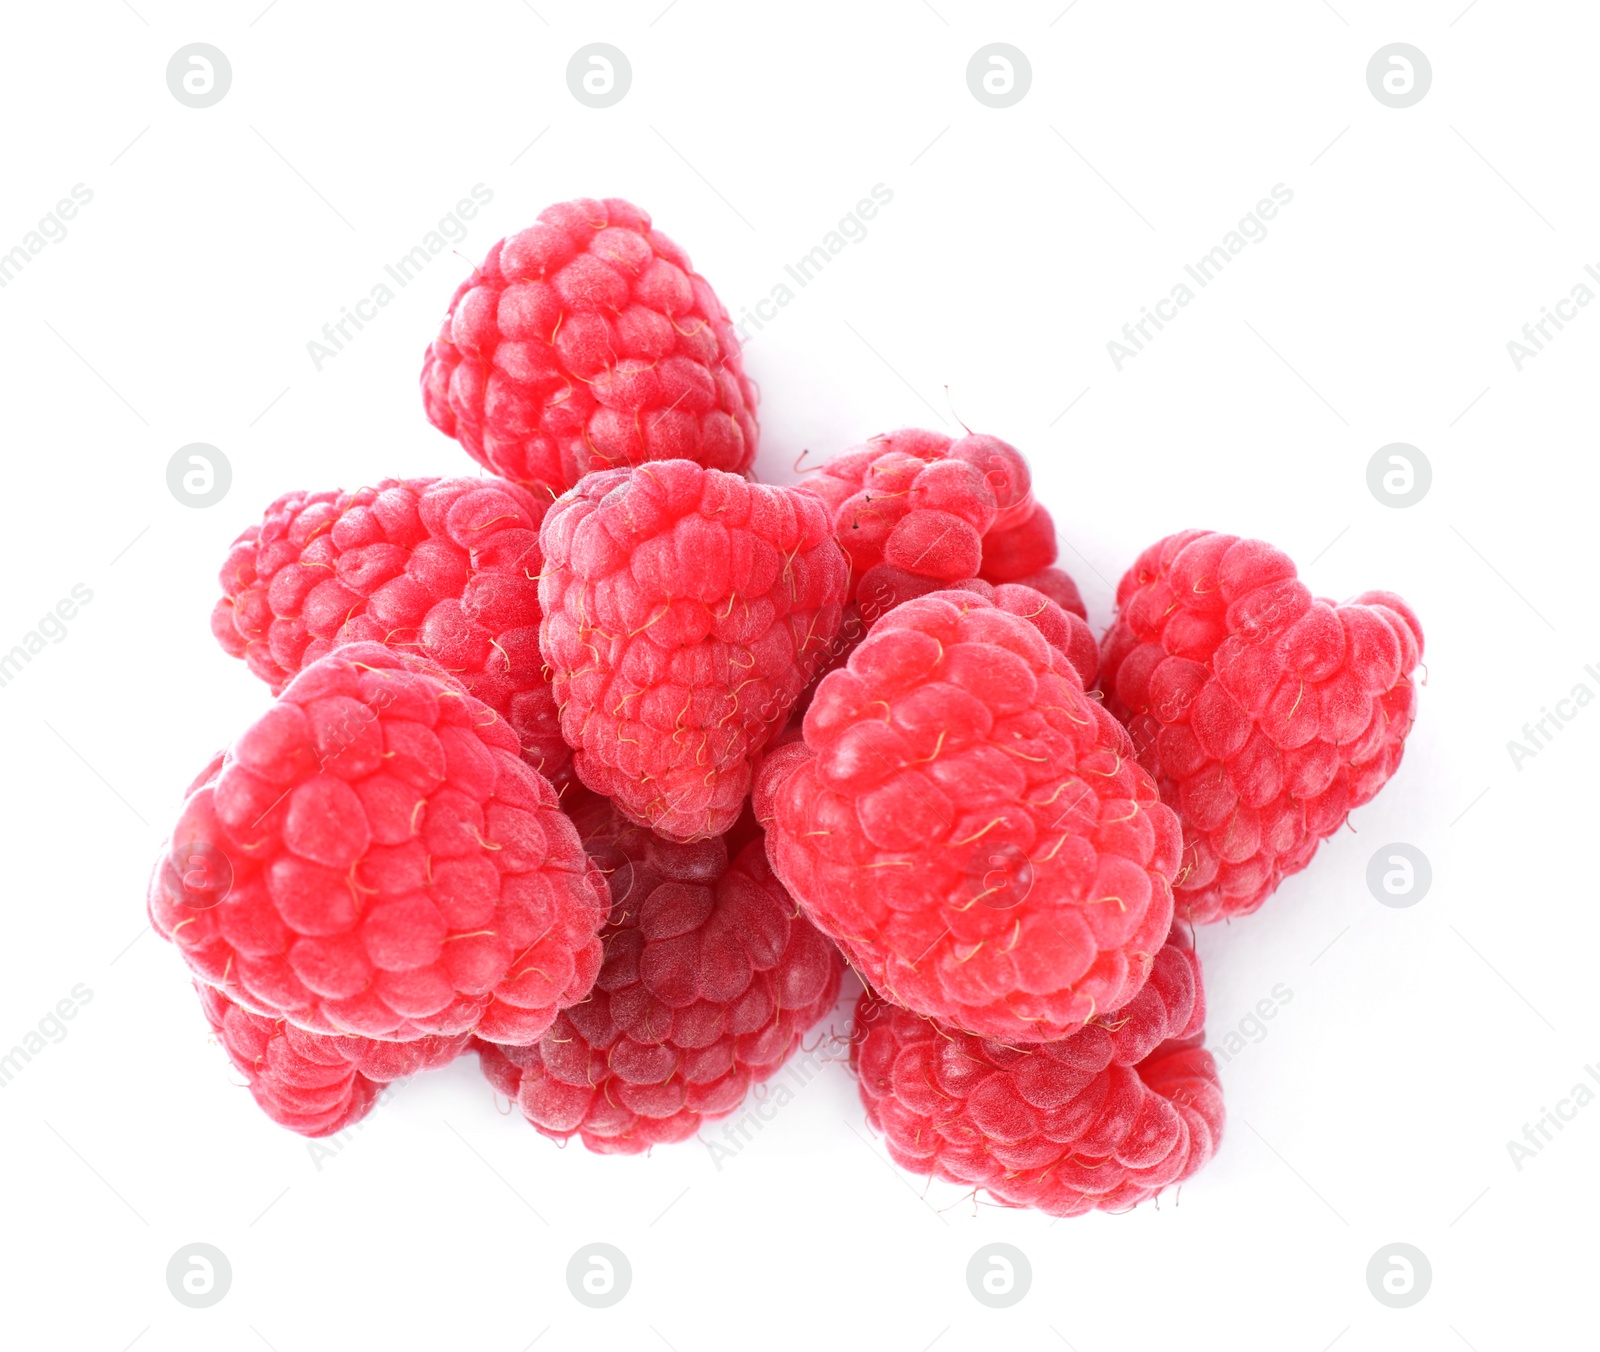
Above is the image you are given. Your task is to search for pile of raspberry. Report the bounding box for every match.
[148,196,1423,1221]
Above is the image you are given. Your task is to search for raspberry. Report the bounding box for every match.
[1100,530,1424,923]
[211,476,569,784]
[195,983,468,1137]
[852,929,1222,1217]
[805,429,1035,603]
[798,429,1085,688]
[148,643,607,1044]
[759,589,1179,1041]
[538,460,848,842]
[420,197,758,498]
[476,799,843,1153]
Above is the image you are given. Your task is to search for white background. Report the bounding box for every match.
[0,2,1593,1349]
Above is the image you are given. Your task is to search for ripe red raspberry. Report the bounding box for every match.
[211,476,569,784]
[538,460,848,842]
[759,589,1179,1042]
[798,429,1083,684]
[852,930,1222,1217]
[195,983,468,1137]
[148,643,607,1044]
[420,197,758,498]
[804,428,1035,599]
[1101,530,1424,923]
[476,800,843,1153]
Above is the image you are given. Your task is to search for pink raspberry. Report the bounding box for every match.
[759,589,1179,1042]
[211,476,569,784]
[420,197,758,499]
[853,928,1221,1217]
[148,643,607,1044]
[798,429,1086,688]
[804,429,1036,599]
[1100,530,1424,923]
[538,460,848,842]
[476,798,843,1153]
[195,983,468,1137]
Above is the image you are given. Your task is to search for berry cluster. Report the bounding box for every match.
[150,198,1422,1219]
